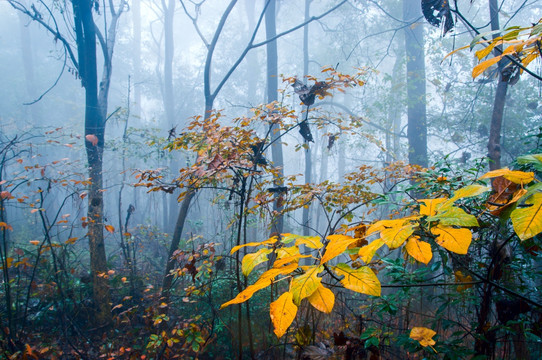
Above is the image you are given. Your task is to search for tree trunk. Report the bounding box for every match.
[302,0,312,237]
[487,0,509,170]
[132,0,142,121]
[17,12,42,124]
[403,0,428,168]
[265,0,285,235]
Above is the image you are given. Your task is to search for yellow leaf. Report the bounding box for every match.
[273,254,311,268]
[366,219,406,236]
[105,225,115,233]
[220,263,297,309]
[454,270,473,292]
[475,42,498,60]
[307,284,335,313]
[427,206,478,227]
[295,236,324,249]
[511,193,542,240]
[441,184,491,208]
[358,238,385,264]
[333,263,381,296]
[270,292,298,338]
[480,168,534,185]
[242,248,273,277]
[381,223,415,249]
[230,237,277,254]
[276,246,299,259]
[419,198,447,216]
[320,234,358,264]
[431,225,472,254]
[405,236,432,265]
[290,266,322,305]
[410,327,436,347]
[472,55,503,78]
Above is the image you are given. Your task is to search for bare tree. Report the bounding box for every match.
[9,0,127,326]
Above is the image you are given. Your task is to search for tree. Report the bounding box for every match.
[404,0,428,167]
[9,0,126,326]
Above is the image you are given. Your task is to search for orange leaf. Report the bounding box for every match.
[85,134,99,146]
[105,225,115,233]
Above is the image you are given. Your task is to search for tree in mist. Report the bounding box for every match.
[403,0,428,168]
[8,0,126,326]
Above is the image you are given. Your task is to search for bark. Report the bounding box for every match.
[160,190,196,304]
[266,0,285,235]
[302,0,312,236]
[487,0,509,170]
[403,0,428,167]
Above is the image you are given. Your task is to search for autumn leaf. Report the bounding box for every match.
[295,235,324,249]
[270,292,298,338]
[290,266,322,305]
[427,206,478,227]
[242,248,273,276]
[366,219,407,236]
[105,225,115,233]
[381,223,415,249]
[419,198,447,216]
[510,193,542,240]
[320,234,359,264]
[410,327,437,347]
[307,284,335,313]
[230,237,277,254]
[405,236,432,264]
[85,134,99,146]
[442,184,491,208]
[480,168,534,185]
[220,263,298,309]
[431,225,472,254]
[333,263,381,296]
[472,55,503,78]
[358,238,385,264]
[455,270,474,292]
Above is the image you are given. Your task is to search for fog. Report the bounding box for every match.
[0,0,541,358]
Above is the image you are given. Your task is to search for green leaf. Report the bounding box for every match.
[427,206,478,227]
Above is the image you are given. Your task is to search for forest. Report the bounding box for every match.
[1,0,541,359]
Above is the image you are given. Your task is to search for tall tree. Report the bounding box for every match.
[487,0,510,170]
[403,0,428,167]
[9,0,126,326]
[265,0,285,235]
[302,0,312,236]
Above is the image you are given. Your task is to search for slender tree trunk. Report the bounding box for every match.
[302,0,312,237]
[244,0,259,105]
[265,0,285,235]
[160,190,196,304]
[487,0,509,170]
[17,12,42,124]
[403,0,428,168]
[132,0,142,121]
[74,0,112,327]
